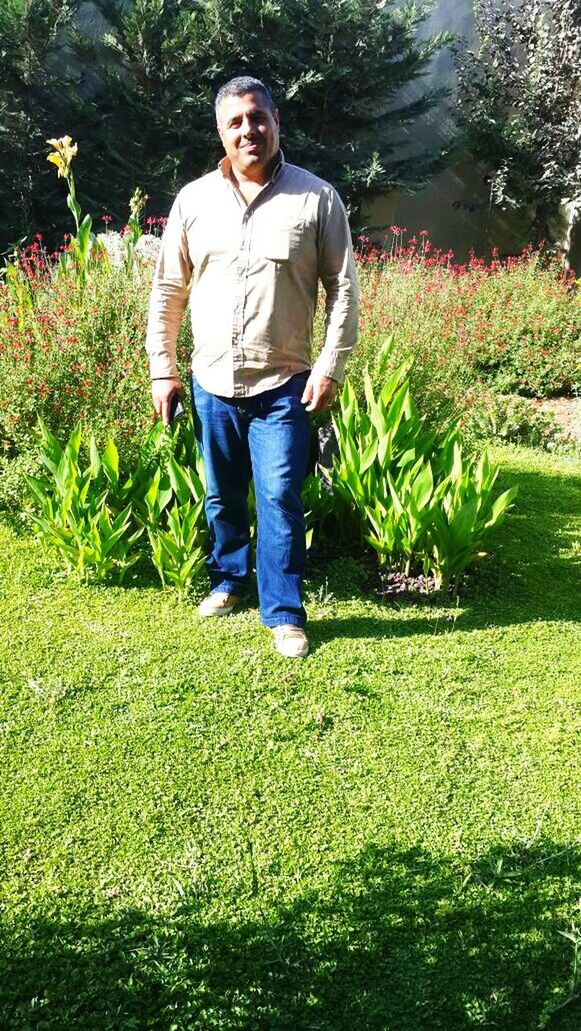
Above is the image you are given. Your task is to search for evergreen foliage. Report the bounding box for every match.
[0,0,453,248]
[0,0,78,247]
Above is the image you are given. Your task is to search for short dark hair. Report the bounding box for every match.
[215,76,276,122]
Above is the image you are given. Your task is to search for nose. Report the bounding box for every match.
[240,115,254,136]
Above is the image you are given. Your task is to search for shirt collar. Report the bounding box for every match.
[218,149,285,184]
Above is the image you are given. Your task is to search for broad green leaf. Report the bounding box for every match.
[101,439,120,484]
[386,471,404,518]
[384,382,410,437]
[363,367,376,411]
[484,486,518,531]
[89,436,101,479]
[144,467,161,514]
[379,360,409,409]
[411,461,433,511]
[397,447,417,470]
[167,454,193,506]
[359,439,378,474]
[450,497,479,548]
[158,529,182,565]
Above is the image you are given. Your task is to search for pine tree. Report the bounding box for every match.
[0,0,79,247]
[0,0,454,246]
[82,0,453,221]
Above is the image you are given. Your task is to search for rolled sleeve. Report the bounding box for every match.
[312,187,359,384]
[145,192,193,379]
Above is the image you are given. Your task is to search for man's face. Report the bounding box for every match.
[217,91,280,179]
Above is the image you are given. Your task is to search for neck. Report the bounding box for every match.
[231,152,279,188]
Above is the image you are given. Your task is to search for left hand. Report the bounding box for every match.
[301,372,338,414]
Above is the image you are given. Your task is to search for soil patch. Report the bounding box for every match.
[533,396,581,444]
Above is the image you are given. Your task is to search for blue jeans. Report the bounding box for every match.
[191,371,311,628]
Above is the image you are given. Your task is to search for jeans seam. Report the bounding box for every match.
[262,617,306,629]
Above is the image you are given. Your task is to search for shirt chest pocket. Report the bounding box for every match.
[259,221,306,262]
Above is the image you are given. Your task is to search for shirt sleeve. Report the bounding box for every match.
[144,191,193,379]
[312,186,359,384]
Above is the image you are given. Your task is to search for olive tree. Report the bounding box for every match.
[453,0,581,262]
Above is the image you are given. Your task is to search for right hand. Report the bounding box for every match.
[151,377,184,426]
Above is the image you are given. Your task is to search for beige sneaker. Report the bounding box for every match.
[272,625,309,658]
[198,592,242,617]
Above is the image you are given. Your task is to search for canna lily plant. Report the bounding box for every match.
[46,134,99,281]
[330,338,518,588]
[46,134,78,179]
[125,186,149,268]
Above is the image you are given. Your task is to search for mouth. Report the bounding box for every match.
[241,141,261,152]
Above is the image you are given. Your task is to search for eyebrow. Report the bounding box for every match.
[226,108,268,126]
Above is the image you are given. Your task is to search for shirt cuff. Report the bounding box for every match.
[312,350,346,385]
[148,352,179,380]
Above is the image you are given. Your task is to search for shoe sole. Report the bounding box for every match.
[274,647,309,658]
[198,605,238,617]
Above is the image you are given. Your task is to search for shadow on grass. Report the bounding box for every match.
[1,840,580,1030]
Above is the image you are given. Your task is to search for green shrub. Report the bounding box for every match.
[468,392,575,452]
[3,225,578,474]
[24,349,518,594]
[145,453,207,596]
[25,420,144,583]
[328,351,518,588]
[0,241,193,465]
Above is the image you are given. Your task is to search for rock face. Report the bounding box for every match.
[134,234,162,264]
[96,232,161,268]
[97,231,125,267]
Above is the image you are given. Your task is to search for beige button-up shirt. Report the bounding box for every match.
[145,152,359,398]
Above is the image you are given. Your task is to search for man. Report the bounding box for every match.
[145,76,358,658]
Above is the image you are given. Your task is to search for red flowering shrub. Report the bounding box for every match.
[0,232,191,466]
[1,227,578,474]
[314,230,579,429]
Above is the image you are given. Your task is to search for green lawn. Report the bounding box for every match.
[1,445,580,1030]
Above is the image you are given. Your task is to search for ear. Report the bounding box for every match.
[274,108,280,128]
[217,122,225,147]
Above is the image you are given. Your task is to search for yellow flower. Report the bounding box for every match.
[129,186,149,220]
[46,135,78,178]
[47,152,64,174]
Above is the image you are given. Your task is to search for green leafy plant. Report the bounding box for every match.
[302,472,338,550]
[427,443,518,588]
[330,354,431,539]
[24,419,143,583]
[330,347,518,587]
[469,392,571,451]
[146,454,207,598]
[23,416,208,595]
